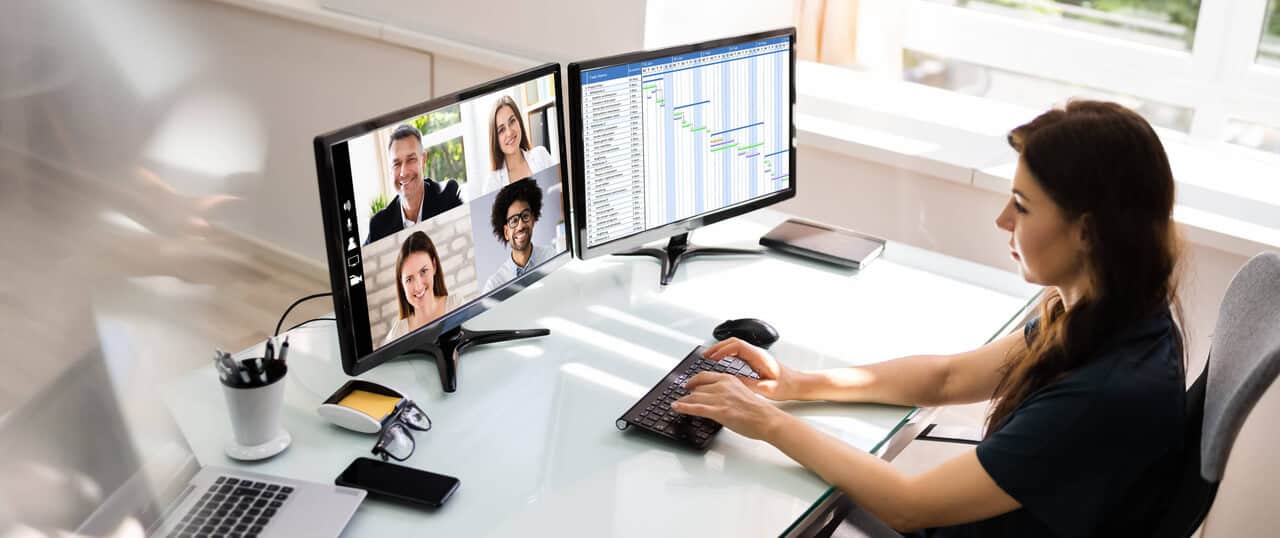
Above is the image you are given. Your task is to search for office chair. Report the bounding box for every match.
[803,252,1280,538]
[1153,251,1280,537]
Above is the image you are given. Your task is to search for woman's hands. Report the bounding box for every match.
[670,338,807,441]
[701,338,806,402]
[671,371,788,441]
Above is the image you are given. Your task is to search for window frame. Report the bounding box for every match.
[901,0,1280,141]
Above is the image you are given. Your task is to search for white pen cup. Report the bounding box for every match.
[220,359,289,454]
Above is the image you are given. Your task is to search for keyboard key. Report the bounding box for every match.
[263,508,277,518]
[250,525,264,533]
[266,485,280,492]
[247,508,261,517]
[215,477,226,484]
[269,500,283,508]
[281,487,294,494]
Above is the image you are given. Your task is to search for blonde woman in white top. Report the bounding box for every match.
[382,231,464,346]
[482,95,556,194]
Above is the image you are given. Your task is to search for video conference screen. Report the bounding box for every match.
[331,73,567,350]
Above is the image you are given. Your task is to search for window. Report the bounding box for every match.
[904,49,1194,132]
[795,0,1280,166]
[1261,0,1280,67]
[1226,119,1280,155]
[930,0,1200,51]
[414,106,467,184]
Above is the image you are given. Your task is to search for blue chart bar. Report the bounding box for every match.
[673,100,710,111]
[709,122,764,137]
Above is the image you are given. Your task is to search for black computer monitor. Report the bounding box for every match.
[313,63,572,392]
[567,28,796,285]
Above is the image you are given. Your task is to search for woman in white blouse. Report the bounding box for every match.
[483,95,555,194]
[382,231,463,346]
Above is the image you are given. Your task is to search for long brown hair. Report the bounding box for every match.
[394,231,448,320]
[489,95,531,171]
[987,100,1185,435]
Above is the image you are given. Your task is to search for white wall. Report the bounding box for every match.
[322,0,648,62]
[643,0,796,49]
[0,0,435,263]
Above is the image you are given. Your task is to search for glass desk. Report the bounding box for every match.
[162,210,1039,537]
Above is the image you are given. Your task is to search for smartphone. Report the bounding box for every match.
[759,218,885,269]
[335,457,460,508]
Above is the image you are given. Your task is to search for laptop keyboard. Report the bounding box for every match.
[616,345,760,449]
[169,475,293,538]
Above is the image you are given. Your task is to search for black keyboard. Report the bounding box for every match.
[616,345,760,449]
[169,475,293,538]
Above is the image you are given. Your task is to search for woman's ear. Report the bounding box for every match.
[1074,214,1092,253]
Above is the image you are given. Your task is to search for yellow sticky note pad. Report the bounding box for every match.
[337,390,401,420]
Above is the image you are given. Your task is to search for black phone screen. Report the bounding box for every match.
[336,457,460,508]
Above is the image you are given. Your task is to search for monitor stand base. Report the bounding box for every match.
[411,326,550,393]
[615,232,761,286]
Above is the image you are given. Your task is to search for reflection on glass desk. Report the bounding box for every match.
[162,210,1039,537]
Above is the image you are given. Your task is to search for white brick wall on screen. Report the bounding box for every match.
[361,204,477,344]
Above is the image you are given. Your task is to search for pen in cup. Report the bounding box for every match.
[277,336,290,365]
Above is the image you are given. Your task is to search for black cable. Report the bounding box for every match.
[274,292,332,336]
[285,317,336,333]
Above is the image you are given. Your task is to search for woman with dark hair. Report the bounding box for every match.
[383,231,463,345]
[673,101,1187,536]
[480,95,556,194]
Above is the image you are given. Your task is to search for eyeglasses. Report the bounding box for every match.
[371,399,432,462]
[505,208,533,229]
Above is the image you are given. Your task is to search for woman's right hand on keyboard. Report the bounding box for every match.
[703,338,805,401]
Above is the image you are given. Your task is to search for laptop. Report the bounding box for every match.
[145,464,365,538]
[0,343,365,538]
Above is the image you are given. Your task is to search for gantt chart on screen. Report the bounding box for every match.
[579,36,791,248]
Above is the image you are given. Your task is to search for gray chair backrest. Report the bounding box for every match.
[1202,251,1280,482]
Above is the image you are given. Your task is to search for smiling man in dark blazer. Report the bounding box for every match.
[364,124,463,246]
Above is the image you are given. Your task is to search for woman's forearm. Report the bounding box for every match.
[793,354,950,406]
[764,412,919,530]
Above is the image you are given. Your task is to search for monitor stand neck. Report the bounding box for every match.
[410,326,549,393]
[615,232,760,286]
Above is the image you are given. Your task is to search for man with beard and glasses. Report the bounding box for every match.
[482,178,554,293]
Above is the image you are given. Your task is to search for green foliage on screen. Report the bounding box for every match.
[411,105,468,184]
[370,191,389,216]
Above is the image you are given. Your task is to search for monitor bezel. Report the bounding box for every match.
[313,62,573,376]
[566,27,796,259]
